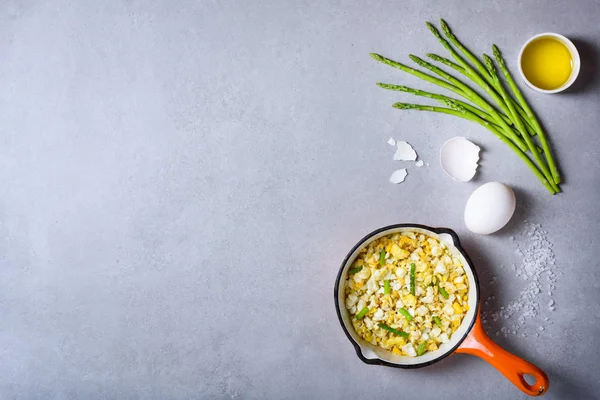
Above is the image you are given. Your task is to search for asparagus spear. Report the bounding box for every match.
[370,53,464,95]
[493,44,561,184]
[398,307,413,321]
[356,307,369,320]
[439,20,535,127]
[431,21,534,129]
[426,53,537,132]
[376,82,497,124]
[417,342,427,356]
[392,101,556,194]
[438,19,495,87]
[438,282,450,299]
[423,24,531,128]
[378,323,409,338]
[408,54,527,151]
[371,53,527,151]
[376,82,541,148]
[348,266,363,275]
[483,54,560,193]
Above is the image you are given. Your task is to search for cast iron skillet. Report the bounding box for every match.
[334,224,549,396]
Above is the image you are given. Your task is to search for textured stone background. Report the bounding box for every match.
[0,1,599,399]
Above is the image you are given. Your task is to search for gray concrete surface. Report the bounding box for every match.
[1,1,599,399]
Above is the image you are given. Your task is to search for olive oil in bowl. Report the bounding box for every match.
[519,34,580,93]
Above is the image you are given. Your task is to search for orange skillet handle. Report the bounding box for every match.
[456,315,549,396]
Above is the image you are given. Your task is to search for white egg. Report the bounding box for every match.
[464,182,516,234]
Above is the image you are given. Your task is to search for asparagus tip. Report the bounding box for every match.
[426,53,442,62]
[408,54,424,65]
[425,22,440,36]
[440,18,451,34]
[392,102,415,110]
[378,83,409,92]
[438,98,466,113]
[492,45,505,65]
[482,53,493,66]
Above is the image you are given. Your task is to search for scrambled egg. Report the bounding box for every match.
[344,231,469,357]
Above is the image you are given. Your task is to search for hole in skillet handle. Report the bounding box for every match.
[523,374,537,386]
[520,373,547,395]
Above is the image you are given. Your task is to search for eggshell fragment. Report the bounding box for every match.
[440,137,480,182]
[394,141,417,161]
[464,182,516,235]
[389,169,408,184]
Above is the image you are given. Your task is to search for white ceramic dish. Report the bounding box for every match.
[518,32,580,94]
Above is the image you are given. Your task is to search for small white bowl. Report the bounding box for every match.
[518,32,580,94]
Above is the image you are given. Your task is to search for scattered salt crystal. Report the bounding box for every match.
[480,222,557,338]
[387,138,396,146]
[415,160,424,167]
[539,326,544,331]
[510,236,515,241]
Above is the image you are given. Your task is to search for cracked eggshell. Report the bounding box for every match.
[394,141,417,161]
[464,182,516,235]
[389,169,408,184]
[440,137,480,182]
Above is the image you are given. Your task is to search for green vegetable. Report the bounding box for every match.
[355,307,369,320]
[438,283,449,299]
[482,54,559,193]
[410,263,416,296]
[398,307,413,321]
[379,250,386,266]
[417,342,427,356]
[384,279,391,294]
[408,54,526,152]
[380,84,542,154]
[377,82,509,127]
[348,266,363,275]
[378,323,409,338]
[428,22,531,129]
[392,101,556,194]
[370,19,562,194]
[493,44,561,184]
[425,53,535,132]
[433,316,442,328]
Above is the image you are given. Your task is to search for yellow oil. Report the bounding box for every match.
[521,37,573,90]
